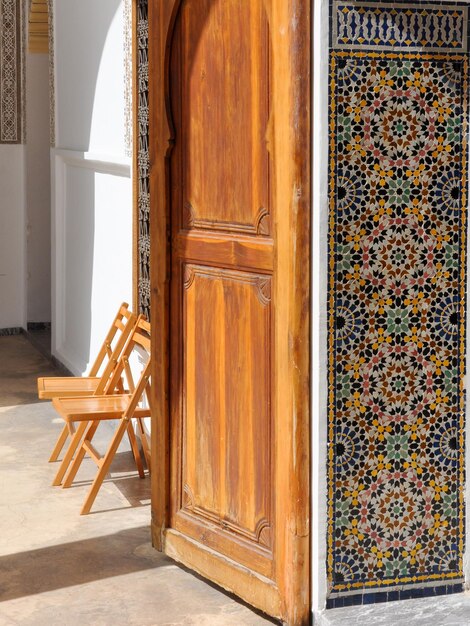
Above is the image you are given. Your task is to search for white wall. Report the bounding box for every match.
[0,146,26,330]
[26,53,52,323]
[51,0,132,374]
[311,0,329,617]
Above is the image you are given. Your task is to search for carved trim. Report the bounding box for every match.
[47,0,55,147]
[183,506,273,551]
[136,0,150,318]
[255,518,272,548]
[183,265,195,290]
[183,201,195,228]
[256,207,270,236]
[184,266,273,305]
[255,277,272,306]
[0,0,23,144]
[123,0,132,157]
[183,201,271,236]
[28,0,48,53]
[183,484,195,510]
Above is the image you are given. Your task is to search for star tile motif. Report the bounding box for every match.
[328,46,468,594]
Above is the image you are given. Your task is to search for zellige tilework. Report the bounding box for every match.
[328,1,468,597]
[333,2,468,52]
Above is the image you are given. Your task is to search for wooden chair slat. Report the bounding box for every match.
[50,316,153,513]
[38,302,138,471]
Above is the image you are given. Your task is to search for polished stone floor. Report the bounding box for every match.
[318,592,470,625]
[0,335,276,626]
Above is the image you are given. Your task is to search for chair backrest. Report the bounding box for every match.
[105,315,152,415]
[89,303,138,394]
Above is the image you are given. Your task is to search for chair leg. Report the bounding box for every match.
[80,419,129,515]
[48,424,69,462]
[126,422,145,479]
[62,421,100,488]
[52,421,88,486]
[136,418,151,473]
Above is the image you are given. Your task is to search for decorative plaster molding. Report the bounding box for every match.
[47,0,55,147]
[0,0,24,143]
[124,0,132,158]
[136,0,150,319]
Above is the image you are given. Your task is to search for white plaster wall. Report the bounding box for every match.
[0,146,26,330]
[54,0,126,156]
[26,53,52,323]
[311,0,330,617]
[51,0,132,374]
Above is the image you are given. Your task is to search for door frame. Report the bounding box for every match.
[148,1,311,623]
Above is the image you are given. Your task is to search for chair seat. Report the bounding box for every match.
[37,376,101,400]
[52,395,151,423]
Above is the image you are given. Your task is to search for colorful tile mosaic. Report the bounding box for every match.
[333,2,468,52]
[328,1,468,597]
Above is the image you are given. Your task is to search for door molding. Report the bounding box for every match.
[149,1,311,623]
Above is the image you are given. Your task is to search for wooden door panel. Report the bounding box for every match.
[179,0,271,235]
[174,232,274,272]
[180,265,273,553]
[150,0,310,622]
[170,0,275,581]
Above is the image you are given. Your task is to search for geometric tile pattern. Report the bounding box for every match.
[0,0,23,143]
[333,2,468,52]
[328,2,468,596]
[136,0,150,319]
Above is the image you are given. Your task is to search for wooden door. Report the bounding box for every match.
[149,1,310,624]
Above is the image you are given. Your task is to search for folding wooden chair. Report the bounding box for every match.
[38,303,137,473]
[51,317,152,515]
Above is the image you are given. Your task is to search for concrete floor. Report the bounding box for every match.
[0,335,276,626]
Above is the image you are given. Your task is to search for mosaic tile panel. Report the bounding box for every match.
[333,2,468,52]
[136,0,150,319]
[328,2,468,596]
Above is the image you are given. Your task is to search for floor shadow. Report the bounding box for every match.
[56,448,151,510]
[0,526,172,602]
[0,335,61,407]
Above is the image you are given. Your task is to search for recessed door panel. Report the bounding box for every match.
[178,0,271,235]
[181,265,272,549]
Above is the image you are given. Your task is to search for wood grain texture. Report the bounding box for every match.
[168,0,275,584]
[271,1,311,621]
[178,0,271,235]
[37,377,100,399]
[149,0,173,551]
[164,529,281,617]
[177,265,273,577]
[149,0,311,623]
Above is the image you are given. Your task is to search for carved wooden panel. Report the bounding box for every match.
[153,0,311,618]
[181,265,273,548]
[176,0,271,235]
